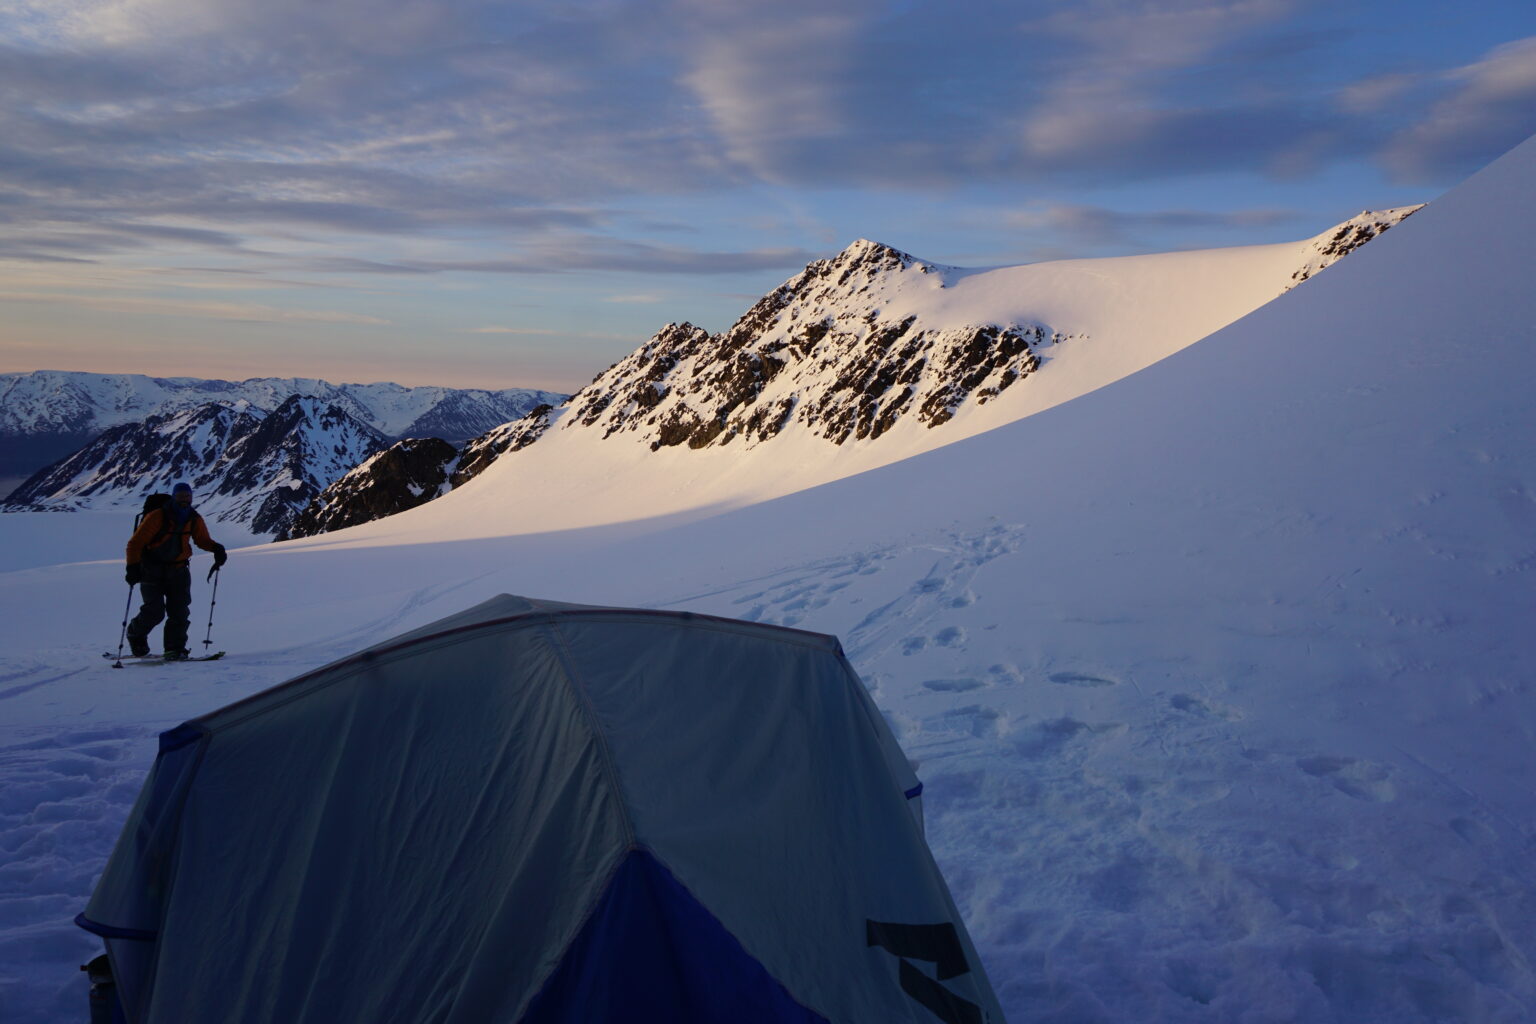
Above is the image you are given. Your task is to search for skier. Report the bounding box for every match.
[124,482,227,660]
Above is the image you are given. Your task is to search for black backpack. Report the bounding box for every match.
[136,493,196,563]
[135,493,171,531]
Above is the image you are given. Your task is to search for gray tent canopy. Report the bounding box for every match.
[80,594,1005,1023]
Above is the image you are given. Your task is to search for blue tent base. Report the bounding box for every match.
[521,848,830,1024]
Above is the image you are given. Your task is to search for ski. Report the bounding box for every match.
[104,651,226,663]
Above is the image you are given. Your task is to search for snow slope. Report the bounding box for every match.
[325,208,1420,541]
[0,136,1530,1024]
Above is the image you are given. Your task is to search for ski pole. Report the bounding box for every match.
[202,567,220,651]
[113,583,136,669]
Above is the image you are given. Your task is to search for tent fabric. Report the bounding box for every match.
[80,594,1005,1023]
[520,847,829,1023]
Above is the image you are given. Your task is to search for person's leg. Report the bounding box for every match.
[163,565,192,655]
[126,570,167,656]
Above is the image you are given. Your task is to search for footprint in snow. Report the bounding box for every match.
[921,677,986,693]
[1010,717,1127,759]
[1049,671,1117,688]
[934,626,966,648]
[1449,816,1496,847]
[1169,693,1244,720]
[1297,755,1396,802]
[987,664,1024,686]
[926,704,1005,739]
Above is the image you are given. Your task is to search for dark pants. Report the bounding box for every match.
[128,562,192,654]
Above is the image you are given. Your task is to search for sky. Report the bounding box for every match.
[1,0,1533,393]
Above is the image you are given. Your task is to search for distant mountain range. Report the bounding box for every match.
[0,372,564,478]
[6,396,393,536]
[284,205,1421,539]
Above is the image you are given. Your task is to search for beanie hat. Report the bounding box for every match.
[172,482,193,496]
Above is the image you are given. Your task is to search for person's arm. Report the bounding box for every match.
[125,510,161,583]
[193,514,228,567]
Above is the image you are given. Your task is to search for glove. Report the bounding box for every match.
[125,564,142,585]
[212,543,228,568]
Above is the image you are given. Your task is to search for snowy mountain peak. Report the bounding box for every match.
[826,237,926,275]
[558,238,1040,452]
[7,395,390,536]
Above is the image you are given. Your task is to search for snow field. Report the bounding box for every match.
[4,498,1533,1021]
[0,511,262,574]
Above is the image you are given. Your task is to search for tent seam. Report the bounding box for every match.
[541,619,637,849]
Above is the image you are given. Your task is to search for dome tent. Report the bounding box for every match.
[78,595,1005,1023]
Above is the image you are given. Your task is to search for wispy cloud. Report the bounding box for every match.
[0,288,388,325]
[0,0,1528,296]
[1005,203,1299,246]
[464,325,633,342]
[1379,36,1536,183]
[421,236,821,276]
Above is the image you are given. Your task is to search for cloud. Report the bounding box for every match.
[0,288,389,325]
[1379,37,1536,183]
[421,236,822,276]
[0,1,711,275]
[0,0,1530,294]
[465,325,633,342]
[1335,73,1421,116]
[678,1,874,180]
[669,0,1384,189]
[0,219,247,263]
[1005,203,1299,245]
[1008,0,1361,180]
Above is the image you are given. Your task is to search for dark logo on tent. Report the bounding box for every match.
[866,920,982,1024]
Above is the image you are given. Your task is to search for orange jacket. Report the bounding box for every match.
[126,508,219,566]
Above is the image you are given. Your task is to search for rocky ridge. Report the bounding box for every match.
[279,437,460,540]
[1288,206,1423,289]
[562,240,1056,451]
